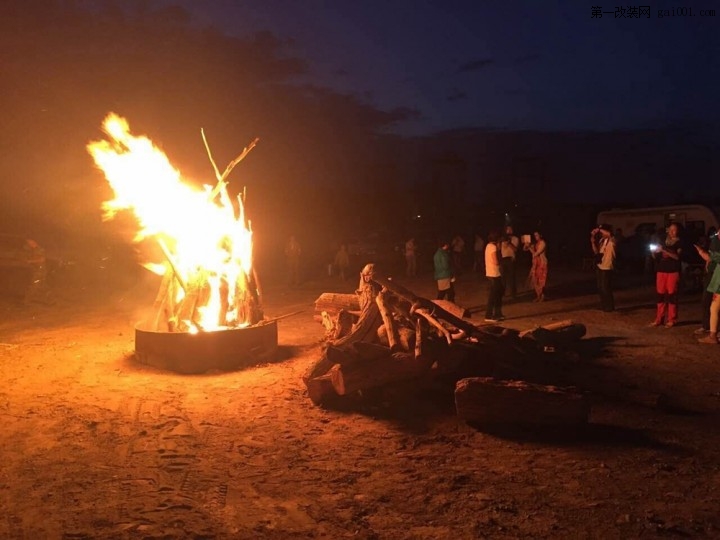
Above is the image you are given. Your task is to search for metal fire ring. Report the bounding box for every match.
[135,320,278,374]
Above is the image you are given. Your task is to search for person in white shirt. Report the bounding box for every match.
[590,224,616,312]
[484,229,505,322]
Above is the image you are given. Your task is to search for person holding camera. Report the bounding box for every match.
[649,222,682,328]
[590,224,616,312]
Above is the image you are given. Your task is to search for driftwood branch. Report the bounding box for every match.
[208,137,260,202]
[414,317,423,359]
[371,272,478,336]
[415,308,452,345]
[376,291,399,351]
[201,128,222,183]
[156,237,187,292]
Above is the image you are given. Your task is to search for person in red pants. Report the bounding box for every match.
[649,222,682,328]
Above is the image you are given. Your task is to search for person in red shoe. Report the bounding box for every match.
[650,223,682,328]
[694,242,720,344]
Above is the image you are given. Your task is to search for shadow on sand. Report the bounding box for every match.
[467,422,688,453]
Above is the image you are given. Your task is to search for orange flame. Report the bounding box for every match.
[87,113,255,331]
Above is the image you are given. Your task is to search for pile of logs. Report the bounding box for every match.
[304,265,590,428]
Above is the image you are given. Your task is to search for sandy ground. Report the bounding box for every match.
[1,262,720,539]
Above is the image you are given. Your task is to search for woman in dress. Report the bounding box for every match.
[525,230,548,302]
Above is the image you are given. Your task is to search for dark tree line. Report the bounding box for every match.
[0,0,415,264]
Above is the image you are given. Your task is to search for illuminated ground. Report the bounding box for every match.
[1,264,719,539]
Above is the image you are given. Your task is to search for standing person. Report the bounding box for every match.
[524,230,548,302]
[433,240,455,302]
[696,228,720,336]
[451,234,465,274]
[284,235,302,286]
[693,242,720,344]
[500,225,519,298]
[590,224,616,312]
[333,244,350,281]
[649,222,682,327]
[404,237,417,278]
[472,233,486,273]
[484,229,505,322]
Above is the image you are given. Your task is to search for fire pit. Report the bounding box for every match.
[135,320,277,374]
[88,113,275,374]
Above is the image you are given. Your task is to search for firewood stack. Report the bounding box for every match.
[304,265,591,428]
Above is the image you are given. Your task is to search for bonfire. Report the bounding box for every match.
[87,113,262,334]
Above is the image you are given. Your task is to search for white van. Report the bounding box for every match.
[597,204,719,242]
[596,205,719,286]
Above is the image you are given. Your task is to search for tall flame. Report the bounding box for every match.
[87,113,255,331]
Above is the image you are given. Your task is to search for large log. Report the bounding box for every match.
[432,299,470,320]
[302,343,357,387]
[306,363,342,405]
[454,377,590,427]
[313,293,361,322]
[519,321,587,349]
[332,352,434,396]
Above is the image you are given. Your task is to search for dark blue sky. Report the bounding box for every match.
[166,0,720,135]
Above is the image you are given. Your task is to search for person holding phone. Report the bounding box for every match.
[649,222,682,328]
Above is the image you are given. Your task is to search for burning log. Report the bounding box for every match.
[151,265,179,331]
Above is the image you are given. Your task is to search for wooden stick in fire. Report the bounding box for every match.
[156,237,187,292]
[202,134,260,202]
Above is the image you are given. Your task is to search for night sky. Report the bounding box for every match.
[169,0,720,135]
[1,0,719,263]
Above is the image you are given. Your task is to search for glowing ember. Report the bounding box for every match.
[87,113,261,332]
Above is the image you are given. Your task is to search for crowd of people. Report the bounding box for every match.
[283,222,720,344]
[430,225,546,323]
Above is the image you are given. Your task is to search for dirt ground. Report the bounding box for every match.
[1,262,719,539]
